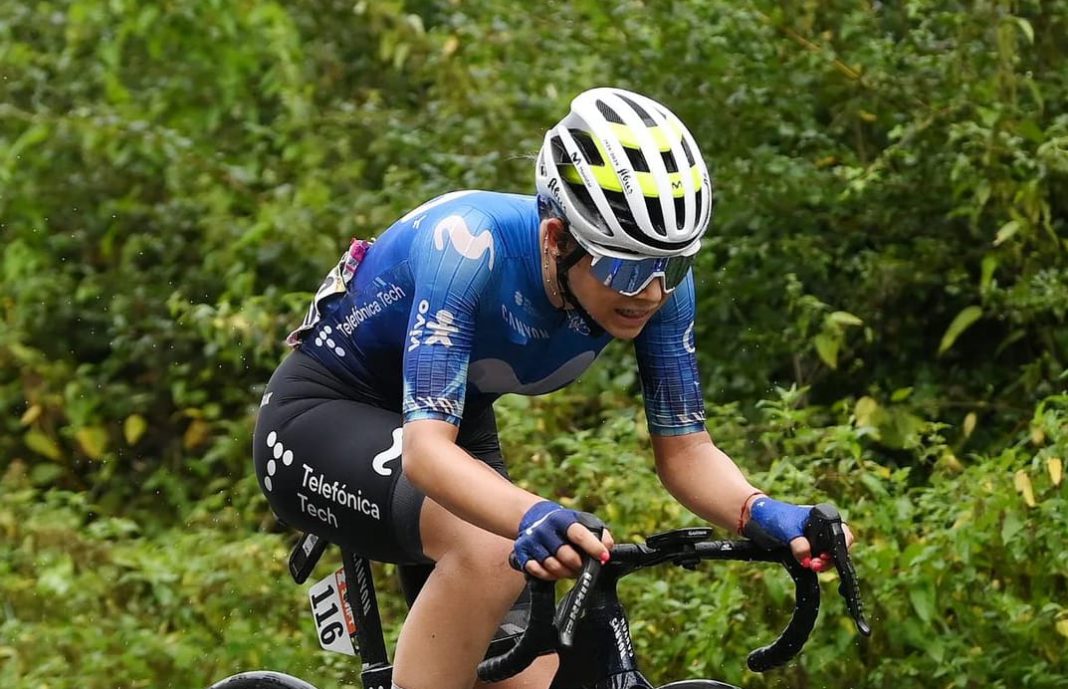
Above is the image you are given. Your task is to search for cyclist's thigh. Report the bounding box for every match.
[396,402,510,604]
[253,350,422,563]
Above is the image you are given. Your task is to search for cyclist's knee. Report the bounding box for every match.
[437,528,514,578]
[420,500,514,573]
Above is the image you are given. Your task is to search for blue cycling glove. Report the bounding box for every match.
[743,496,812,550]
[514,500,581,569]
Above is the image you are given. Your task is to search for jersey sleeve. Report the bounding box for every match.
[401,205,498,426]
[633,274,707,436]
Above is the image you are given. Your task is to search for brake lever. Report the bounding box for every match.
[554,512,605,648]
[505,512,606,649]
[804,504,871,636]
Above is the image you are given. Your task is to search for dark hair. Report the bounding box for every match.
[536,193,566,223]
[536,194,582,256]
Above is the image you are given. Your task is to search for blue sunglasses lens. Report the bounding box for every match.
[590,255,693,296]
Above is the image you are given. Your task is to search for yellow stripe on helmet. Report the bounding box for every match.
[563,163,703,198]
[607,121,684,152]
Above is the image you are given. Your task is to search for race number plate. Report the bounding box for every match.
[307,566,358,656]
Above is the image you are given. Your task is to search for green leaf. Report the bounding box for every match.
[855,396,880,427]
[879,408,926,449]
[1017,119,1044,143]
[994,220,1020,246]
[5,123,50,165]
[891,387,913,402]
[1014,17,1034,44]
[124,414,148,446]
[75,426,109,461]
[859,472,889,497]
[939,306,983,355]
[38,555,74,596]
[927,638,946,663]
[25,429,62,461]
[980,254,998,292]
[1001,511,1024,543]
[828,311,864,327]
[30,463,65,485]
[814,333,839,369]
[909,581,936,623]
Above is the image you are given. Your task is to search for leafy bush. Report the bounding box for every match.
[4,0,1066,511]
[498,387,1068,687]
[4,390,1063,688]
[2,1,1066,687]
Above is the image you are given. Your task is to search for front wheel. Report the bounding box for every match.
[207,671,321,689]
[657,682,741,689]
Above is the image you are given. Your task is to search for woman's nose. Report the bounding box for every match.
[636,276,666,301]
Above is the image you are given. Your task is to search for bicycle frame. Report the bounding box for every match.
[275,532,742,689]
[210,507,868,689]
[312,535,784,689]
[549,569,659,689]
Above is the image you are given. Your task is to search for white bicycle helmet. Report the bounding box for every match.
[536,87,714,259]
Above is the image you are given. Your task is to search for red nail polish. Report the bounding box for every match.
[599,552,610,564]
[801,556,812,569]
[811,560,825,572]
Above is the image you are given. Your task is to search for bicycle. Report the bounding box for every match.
[208,505,870,689]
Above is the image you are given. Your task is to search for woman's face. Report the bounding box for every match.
[566,254,670,340]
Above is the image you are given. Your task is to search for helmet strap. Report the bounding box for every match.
[555,245,605,337]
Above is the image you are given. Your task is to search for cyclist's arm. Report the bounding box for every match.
[398,207,607,565]
[635,277,759,532]
[653,432,855,563]
[402,419,542,538]
[403,420,612,574]
[398,207,538,537]
[651,430,760,533]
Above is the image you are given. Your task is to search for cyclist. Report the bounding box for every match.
[253,87,854,689]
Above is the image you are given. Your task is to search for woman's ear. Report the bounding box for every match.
[544,217,568,257]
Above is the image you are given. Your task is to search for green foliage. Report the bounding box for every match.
[2,0,1067,687]
[4,0,1067,508]
[6,389,1063,688]
[497,386,1068,688]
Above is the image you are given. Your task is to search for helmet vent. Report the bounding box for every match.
[616,93,657,126]
[564,179,612,237]
[680,137,696,166]
[569,130,604,166]
[595,99,624,124]
[660,150,679,173]
[624,146,650,173]
[645,197,667,237]
[602,189,636,230]
[673,195,686,230]
[550,135,569,164]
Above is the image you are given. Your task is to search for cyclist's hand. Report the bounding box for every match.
[791,521,854,572]
[743,497,854,571]
[514,501,614,581]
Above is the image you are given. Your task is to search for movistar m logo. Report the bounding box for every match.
[433,215,495,269]
[372,427,403,477]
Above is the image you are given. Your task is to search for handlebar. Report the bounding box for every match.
[478,504,869,682]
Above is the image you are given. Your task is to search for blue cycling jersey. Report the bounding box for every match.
[297,190,706,436]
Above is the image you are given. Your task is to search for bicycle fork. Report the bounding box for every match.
[551,576,653,689]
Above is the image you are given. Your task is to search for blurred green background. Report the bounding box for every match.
[2,1,1066,687]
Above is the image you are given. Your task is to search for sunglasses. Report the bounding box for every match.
[588,254,694,297]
